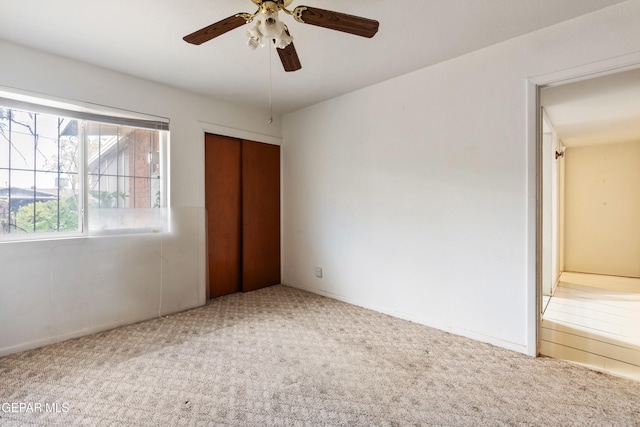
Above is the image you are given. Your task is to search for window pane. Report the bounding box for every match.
[10,132,35,170]
[151,175,162,208]
[31,171,77,233]
[87,137,100,165]
[0,141,8,170]
[8,109,35,136]
[89,173,129,209]
[10,171,67,233]
[117,127,132,177]
[11,169,36,233]
[35,113,61,139]
[0,107,8,132]
[5,158,80,234]
[10,169,35,196]
[132,129,152,179]
[0,109,9,169]
[35,170,57,194]
[87,122,166,233]
[58,135,80,184]
[100,124,120,177]
[133,177,151,208]
[35,135,58,171]
[118,175,130,208]
[0,169,9,234]
[87,172,99,204]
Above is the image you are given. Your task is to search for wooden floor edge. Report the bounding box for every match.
[560,272,640,293]
[540,340,640,382]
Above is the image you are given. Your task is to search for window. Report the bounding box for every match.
[0,96,168,239]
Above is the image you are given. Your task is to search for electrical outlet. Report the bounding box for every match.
[315,267,323,278]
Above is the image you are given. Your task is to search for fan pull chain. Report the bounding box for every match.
[268,43,273,124]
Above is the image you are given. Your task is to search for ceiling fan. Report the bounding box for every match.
[183,0,379,72]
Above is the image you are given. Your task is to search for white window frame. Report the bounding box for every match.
[0,89,169,242]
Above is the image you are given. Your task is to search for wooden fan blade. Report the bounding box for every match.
[183,15,247,45]
[277,42,301,72]
[276,29,301,72]
[294,6,379,38]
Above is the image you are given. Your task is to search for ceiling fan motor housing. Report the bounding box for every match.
[251,0,294,8]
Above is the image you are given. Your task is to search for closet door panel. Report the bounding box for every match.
[205,133,242,298]
[241,140,281,292]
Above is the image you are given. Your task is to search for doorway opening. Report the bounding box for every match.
[536,66,640,380]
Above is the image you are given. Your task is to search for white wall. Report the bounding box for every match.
[564,140,640,277]
[282,1,640,354]
[0,40,282,356]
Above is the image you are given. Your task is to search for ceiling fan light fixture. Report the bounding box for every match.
[247,35,261,51]
[246,10,292,51]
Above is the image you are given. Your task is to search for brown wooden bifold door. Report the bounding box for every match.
[242,140,281,292]
[205,134,242,298]
[204,133,280,298]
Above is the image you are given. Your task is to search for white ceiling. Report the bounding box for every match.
[0,0,629,115]
[542,67,640,147]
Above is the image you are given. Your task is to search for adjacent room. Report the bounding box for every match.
[1,0,639,424]
[539,68,640,379]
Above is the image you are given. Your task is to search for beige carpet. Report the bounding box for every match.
[1,285,639,426]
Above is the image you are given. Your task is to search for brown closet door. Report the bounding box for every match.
[242,140,281,292]
[205,134,242,298]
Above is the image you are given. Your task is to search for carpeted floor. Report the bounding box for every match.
[1,285,639,426]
